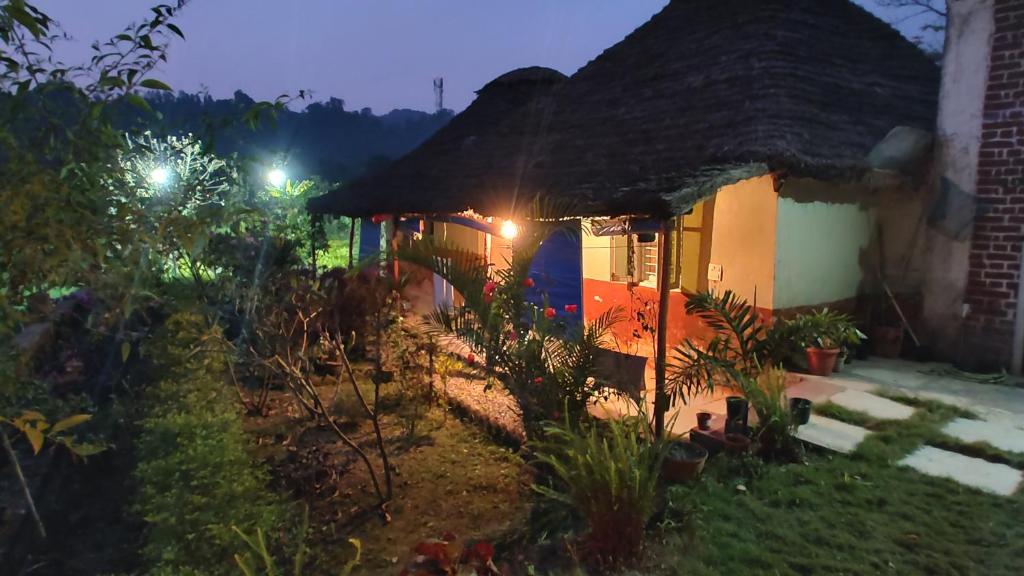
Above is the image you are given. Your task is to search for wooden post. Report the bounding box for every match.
[389,216,400,283]
[348,217,356,269]
[654,218,673,438]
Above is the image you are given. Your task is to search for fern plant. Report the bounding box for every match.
[532,411,669,569]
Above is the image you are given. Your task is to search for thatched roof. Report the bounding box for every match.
[309,0,940,218]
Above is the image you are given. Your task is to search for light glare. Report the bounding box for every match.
[500,219,519,240]
[267,168,287,187]
[149,166,170,185]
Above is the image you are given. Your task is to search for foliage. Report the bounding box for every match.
[785,308,863,351]
[233,508,362,576]
[742,367,799,460]
[135,312,288,575]
[400,219,620,433]
[0,410,105,458]
[531,413,670,569]
[399,534,499,576]
[667,290,786,405]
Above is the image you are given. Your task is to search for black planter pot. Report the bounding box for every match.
[790,397,812,426]
[696,411,713,431]
[725,396,749,434]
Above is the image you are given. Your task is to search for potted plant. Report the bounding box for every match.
[833,322,866,373]
[790,309,857,377]
[662,440,708,482]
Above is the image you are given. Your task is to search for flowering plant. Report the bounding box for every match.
[400,220,620,435]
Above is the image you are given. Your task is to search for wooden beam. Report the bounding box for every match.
[654,218,673,438]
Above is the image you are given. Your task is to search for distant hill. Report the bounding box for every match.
[141,90,454,184]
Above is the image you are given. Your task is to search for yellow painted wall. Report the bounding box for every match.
[773,180,874,309]
[581,219,613,281]
[708,175,778,308]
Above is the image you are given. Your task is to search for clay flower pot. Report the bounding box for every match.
[662,441,708,483]
[805,347,840,376]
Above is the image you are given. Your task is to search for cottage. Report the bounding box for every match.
[308,0,940,410]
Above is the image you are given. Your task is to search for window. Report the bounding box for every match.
[669,197,715,292]
[610,233,660,286]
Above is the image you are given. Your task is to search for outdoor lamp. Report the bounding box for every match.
[500,219,519,241]
[267,168,287,187]
[149,165,170,185]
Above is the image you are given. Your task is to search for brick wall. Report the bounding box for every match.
[963,0,1024,369]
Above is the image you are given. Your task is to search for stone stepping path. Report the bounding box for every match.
[942,418,1024,454]
[899,446,1023,496]
[829,389,915,420]
[795,415,871,454]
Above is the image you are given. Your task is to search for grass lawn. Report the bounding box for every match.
[638,393,1024,576]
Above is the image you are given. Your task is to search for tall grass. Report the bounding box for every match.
[531,414,669,569]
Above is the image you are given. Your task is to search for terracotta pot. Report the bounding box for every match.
[696,411,713,431]
[662,441,708,483]
[723,433,751,454]
[870,326,903,358]
[805,347,840,377]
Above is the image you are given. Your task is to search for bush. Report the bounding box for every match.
[135,312,288,575]
[531,414,669,569]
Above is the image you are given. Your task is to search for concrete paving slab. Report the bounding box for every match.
[942,418,1024,454]
[795,415,870,454]
[830,389,915,420]
[899,446,1022,496]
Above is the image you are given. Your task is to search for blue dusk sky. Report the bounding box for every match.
[36,1,944,113]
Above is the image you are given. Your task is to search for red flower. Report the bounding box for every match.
[564,304,578,314]
[533,376,543,385]
[544,307,556,319]
[466,353,475,365]
[522,277,535,288]
[370,214,387,224]
[483,292,493,304]
[483,280,498,294]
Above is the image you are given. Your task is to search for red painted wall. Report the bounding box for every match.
[582,278,773,359]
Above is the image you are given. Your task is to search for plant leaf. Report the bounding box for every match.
[139,78,172,91]
[50,414,92,435]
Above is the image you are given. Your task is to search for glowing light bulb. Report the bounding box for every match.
[267,168,287,187]
[500,219,519,240]
[149,166,170,185]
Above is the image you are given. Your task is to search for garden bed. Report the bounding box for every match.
[242,368,533,574]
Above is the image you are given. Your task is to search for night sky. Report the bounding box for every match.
[36,0,944,113]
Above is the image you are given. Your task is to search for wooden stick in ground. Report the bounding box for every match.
[336,337,393,500]
[882,280,921,347]
[1,427,45,539]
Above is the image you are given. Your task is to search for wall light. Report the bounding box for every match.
[500,219,519,240]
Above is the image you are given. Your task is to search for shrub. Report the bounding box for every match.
[135,312,288,575]
[531,414,669,569]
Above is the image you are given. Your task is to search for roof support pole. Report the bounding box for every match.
[654,218,673,438]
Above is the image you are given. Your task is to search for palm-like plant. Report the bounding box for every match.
[667,290,777,404]
[399,215,620,431]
